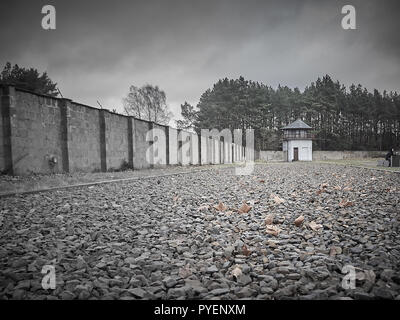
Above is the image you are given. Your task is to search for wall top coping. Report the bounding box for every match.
[1,85,174,129]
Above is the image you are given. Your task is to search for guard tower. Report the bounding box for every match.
[282,119,313,162]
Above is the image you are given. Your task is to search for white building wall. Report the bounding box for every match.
[286,140,312,162]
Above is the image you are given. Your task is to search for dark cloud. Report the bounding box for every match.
[0,0,399,123]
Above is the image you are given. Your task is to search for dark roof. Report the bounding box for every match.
[282,119,312,130]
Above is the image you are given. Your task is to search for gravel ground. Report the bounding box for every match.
[1,162,399,300]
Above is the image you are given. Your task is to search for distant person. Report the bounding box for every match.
[385,148,394,165]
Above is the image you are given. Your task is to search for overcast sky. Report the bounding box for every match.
[1,0,399,123]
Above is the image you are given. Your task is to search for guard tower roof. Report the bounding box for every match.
[281,119,312,130]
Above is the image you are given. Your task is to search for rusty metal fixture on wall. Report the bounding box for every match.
[48,155,58,167]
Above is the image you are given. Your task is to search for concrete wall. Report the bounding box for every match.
[151,123,167,168]
[179,130,191,166]
[312,150,383,161]
[168,127,178,165]
[68,102,101,172]
[190,132,199,165]
[257,150,385,162]
[5,88,65,175]
[133,118,151,170]
[258,151,285,162]
[104,111,129,171]
[0,86,246,175]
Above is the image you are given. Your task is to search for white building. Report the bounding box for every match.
[282,119,313,162]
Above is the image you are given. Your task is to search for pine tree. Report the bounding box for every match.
[0,62,59,96]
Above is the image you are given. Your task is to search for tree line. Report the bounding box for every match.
[0,62,59,97]
[177,75,400,151]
